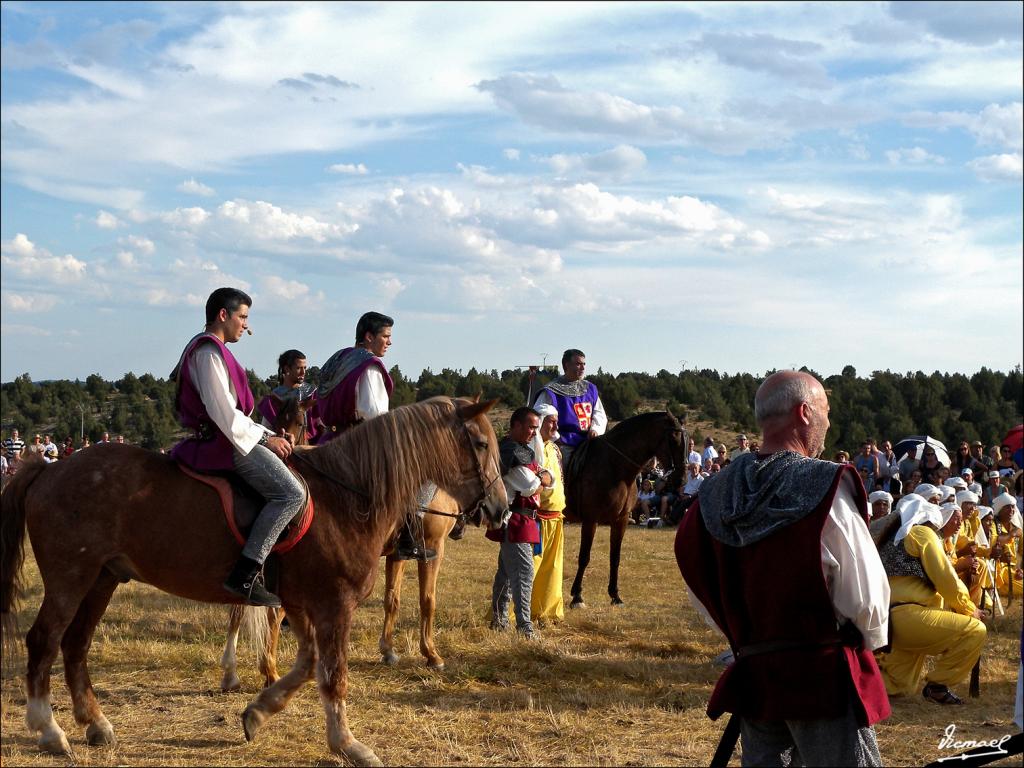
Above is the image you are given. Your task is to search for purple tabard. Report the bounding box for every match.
[544,381,599,448]
[170,334,255,471]
[315,349,393,443]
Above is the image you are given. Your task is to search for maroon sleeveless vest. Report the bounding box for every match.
[170,334,255,471]
[675,464,889,725]
[315,350,393,443]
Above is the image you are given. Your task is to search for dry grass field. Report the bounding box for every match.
[1,523,1020,767]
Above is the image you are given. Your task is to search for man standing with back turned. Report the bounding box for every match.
[170,287,305,608]
[533,348,607,470]
[676,370,890,767]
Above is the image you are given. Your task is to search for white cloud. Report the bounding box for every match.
[260,275,325,308]
[328,163,368,175]
[544,144,647,179]
[905,102,1023,151]
[378,277,406,301]
[503,148,521,161]
[884,146,946,165]
[695,32,831,89]
[95,210,121,229]
[118,235,156,255]
[968,153,1023,182]
[178,177,216,196]
[2,292,59,313]
[217,200,355,242]
[158,206,211,228]
[1,234,87,283]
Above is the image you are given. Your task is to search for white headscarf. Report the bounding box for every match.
[914,483,941,501]
[895,495,943,544]
[968,482,983,495]
[944,477,968,491]
[938,486,956,504]
[992,493,1023,530]
[939,502,961,529]
[956,490,979,507]
[868,490,893,504]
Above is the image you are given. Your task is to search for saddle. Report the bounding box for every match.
[177,463,315,554]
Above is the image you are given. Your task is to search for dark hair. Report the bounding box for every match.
[277,349,306,378]
[205,287,252,325]
[355,311,394,344]
[561,348,585,367]
[510,406,540,427]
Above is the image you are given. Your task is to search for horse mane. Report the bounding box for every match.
[298,397,470,521]
[605,410,679,439]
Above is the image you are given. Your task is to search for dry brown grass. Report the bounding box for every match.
[1,524,1020,767]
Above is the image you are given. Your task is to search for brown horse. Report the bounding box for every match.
[563,410,686,608]
[0,396,507,766]
[220,487,461,691]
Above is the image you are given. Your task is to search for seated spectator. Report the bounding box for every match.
[80,436,92,450]
[716,443,729,467]
[701,437,718,465]
[733,434,750,457]
[897,450,920,482]
[995,445,1020,477]
[854,440,880,490]
[990,493,1023,597]
[952,441,973,477]
[982,470,1008,506]
[748,440,760,454]
[934,466,950,485]
[834,450,850,464]
[633,479,660,523]
[969,441,993,475]
[62,436,75,459]
[686,438,701,468]
[875,496,987,705]
[919,447,944,484]
[869,491,893,521]
[665,462,704,526]
[29,434,43,454]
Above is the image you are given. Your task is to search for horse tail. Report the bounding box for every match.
[239,605,271,656]
[1,459,47,668]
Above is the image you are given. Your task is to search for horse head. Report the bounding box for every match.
[271,392,316,447]
[452,396,509,529]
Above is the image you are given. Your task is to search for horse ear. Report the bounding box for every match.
[457,397,499,420]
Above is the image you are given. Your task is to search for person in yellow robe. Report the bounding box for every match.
[876,496,987,704]
[530,403,566,625]
[990,493,1023,597]
[955,491,992,605]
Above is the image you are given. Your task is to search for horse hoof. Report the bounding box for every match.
[86,720,116,747]
[569,598,586,609]
[610,597,624,606]
[221,676,242,693]
[381,650,400,666]
[341,739,384,767]
[38,731,73,757]
[241,705,267,742]
[426,659,446,672]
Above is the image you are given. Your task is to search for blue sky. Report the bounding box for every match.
[2,1,1022,383]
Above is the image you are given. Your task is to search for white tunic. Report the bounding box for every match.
[189,343,270,456]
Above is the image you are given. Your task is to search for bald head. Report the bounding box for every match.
[755,371,830,458]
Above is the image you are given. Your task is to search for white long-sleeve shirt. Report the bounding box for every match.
[533,387,608,436]
[189,343,270,456]
[689,473,891,651]
[355,365,390,420]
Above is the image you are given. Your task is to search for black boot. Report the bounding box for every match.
[223,556,282,607]
[395,519,437,561]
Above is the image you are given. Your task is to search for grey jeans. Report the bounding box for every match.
[740,703,881,767]
[491,539,535,635]
[233,443,306,564]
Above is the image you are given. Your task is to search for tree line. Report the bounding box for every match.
[2,365,1021,457]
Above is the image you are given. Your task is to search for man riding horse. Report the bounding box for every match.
[533,348,607,470]
[170,287,304,607]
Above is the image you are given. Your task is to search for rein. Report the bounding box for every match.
[601,425,683,473]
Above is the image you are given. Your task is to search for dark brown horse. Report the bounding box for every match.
[0,396,507,766]
[563,410,686,607]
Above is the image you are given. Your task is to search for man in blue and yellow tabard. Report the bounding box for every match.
[532,348,607,470]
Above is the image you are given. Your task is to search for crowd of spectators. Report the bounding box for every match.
[2,429,129,475]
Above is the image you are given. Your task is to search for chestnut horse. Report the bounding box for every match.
[220,487,460,691]
[564,410,686,607]
[0,396,507,766]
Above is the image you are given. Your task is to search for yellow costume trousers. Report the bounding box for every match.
[532,516,564,623]
[878,604,986,695]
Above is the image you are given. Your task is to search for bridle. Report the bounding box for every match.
[418,419,503,522]
[600,424,685,473]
